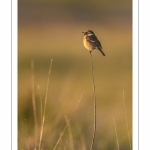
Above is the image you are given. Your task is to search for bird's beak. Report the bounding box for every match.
[82,32,85,34]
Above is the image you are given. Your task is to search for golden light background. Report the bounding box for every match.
[18,0,132,149]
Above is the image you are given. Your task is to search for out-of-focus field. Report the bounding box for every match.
[18,0,132,149]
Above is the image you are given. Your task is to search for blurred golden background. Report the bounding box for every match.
[18,0,132,149]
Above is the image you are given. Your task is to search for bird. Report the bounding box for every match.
[82,30,105,56]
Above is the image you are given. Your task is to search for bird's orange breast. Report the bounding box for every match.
[83,36,94,51]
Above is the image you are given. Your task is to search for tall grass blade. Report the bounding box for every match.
[39,59,53,150]
[31,59,38,147]
[113,117,119,150]
[53,93,84,150]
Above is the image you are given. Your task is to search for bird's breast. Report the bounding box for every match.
[83,36,93,51]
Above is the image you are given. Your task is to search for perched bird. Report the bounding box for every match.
[82,30,105,56]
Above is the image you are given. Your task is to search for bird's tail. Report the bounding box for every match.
[98,48,105,56]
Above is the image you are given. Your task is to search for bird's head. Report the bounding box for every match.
[82,30,95,36]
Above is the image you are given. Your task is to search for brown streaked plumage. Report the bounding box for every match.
[82,30,105,56]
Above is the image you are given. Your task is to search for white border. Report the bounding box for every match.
[12,0,17,149]
[0,0,12,149]
[139,0,150,150]
[133,0,139,149]
[4,0,141,149]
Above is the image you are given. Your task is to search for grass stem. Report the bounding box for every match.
[53,93,84,150]
[113,117,119,150]
[37,85,43,131]
[39,59,53,150]
[31,59,38,147]
[89,52,96,150]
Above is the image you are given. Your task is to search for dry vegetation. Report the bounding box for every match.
[18,1,132,149]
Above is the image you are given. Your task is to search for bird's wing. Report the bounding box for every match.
[86,34,102,49]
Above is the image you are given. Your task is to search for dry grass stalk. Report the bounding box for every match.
[37,85,43,128]
[65,116,74,150]
[89,52,97,150]
[122,90,132,150]
[113,117,119,150]
[39,59,53,150]
[53,93,84,150]
[31,59,38,147]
